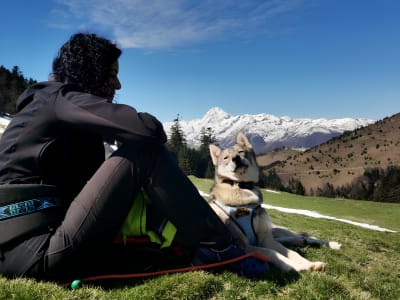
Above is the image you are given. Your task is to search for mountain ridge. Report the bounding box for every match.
[163,107,375,154]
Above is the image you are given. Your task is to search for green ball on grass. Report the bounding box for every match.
[70,279,82,289]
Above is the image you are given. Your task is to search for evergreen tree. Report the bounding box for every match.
[204,161,215,179]
[198,127,217,178]
[317,182,336,198]
[166,114,193,175]
[177,147,192,175]
[187,148,204,178]
[167,114,186,155]
[372,166,400,203]
[260,169,285,191]
[288,177,305,195]
[166,120,218,178]
[0,65,37,114]
[199,127,217,152]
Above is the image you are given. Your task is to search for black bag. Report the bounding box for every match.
[0,184,63,246]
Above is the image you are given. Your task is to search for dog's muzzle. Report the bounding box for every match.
[233,155,248,171]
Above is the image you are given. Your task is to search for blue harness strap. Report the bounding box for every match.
[0,197,57,221]
[213,199,259,245]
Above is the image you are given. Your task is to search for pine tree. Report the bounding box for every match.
[199,127,217,152]
[372,166,400,202]
[288,177,305,195]
[167,114,186,154]
[199,127,217,178]
[177,147,192,175]
[0,65,37,114]
[260,169,285,191]
[166,114,194,175]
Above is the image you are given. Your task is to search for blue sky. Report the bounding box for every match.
[1,0,399,123]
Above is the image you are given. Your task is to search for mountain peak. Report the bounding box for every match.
[202,107,230,121]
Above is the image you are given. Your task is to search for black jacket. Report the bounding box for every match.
[0,81,166,200]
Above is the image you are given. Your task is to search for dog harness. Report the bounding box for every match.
[213,199,259,245]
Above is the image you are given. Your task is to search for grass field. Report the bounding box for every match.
[1,177,399,299]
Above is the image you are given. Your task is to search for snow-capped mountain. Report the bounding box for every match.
[163,107,375,154]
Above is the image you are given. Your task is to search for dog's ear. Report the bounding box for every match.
[236,132,252,149]
[209,144,221,166]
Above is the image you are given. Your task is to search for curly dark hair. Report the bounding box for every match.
[52,33,122,98]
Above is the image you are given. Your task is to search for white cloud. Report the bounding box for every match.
[52,0,308,49]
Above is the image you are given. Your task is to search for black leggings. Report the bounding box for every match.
[0,143,231,280]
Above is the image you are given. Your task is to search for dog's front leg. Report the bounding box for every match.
[252,209,305,271]
[254,209,325,272]
[269,239,326,272]
[246,245,297,272]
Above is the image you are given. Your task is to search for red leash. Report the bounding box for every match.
[64,252,270,288]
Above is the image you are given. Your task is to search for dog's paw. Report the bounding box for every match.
[311,261,326,272]
[329,241,341,250]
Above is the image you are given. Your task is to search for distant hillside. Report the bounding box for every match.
[260,113,400,198]
[0,65,36,114]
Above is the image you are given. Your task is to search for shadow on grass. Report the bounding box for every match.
[259,267,301,287]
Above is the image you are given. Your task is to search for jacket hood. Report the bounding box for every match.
[16,81,65,112]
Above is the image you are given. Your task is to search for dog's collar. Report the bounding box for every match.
[213,198,260,210]
[222,179,254,190]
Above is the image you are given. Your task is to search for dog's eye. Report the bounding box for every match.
[223,156,229,160]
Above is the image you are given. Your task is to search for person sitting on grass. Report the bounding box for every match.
[0,32,268,280]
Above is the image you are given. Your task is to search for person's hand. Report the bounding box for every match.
[139,112,167,143]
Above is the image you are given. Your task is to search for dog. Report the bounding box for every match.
[208,132,340,272]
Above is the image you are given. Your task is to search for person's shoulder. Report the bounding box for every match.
[34,81,65,90]
[16,81,65,111]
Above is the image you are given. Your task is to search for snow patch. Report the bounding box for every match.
[265,189,281,194]
[199,190,396,233]
[262,204,396,233]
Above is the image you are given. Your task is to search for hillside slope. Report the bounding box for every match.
[260,113,400,195]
